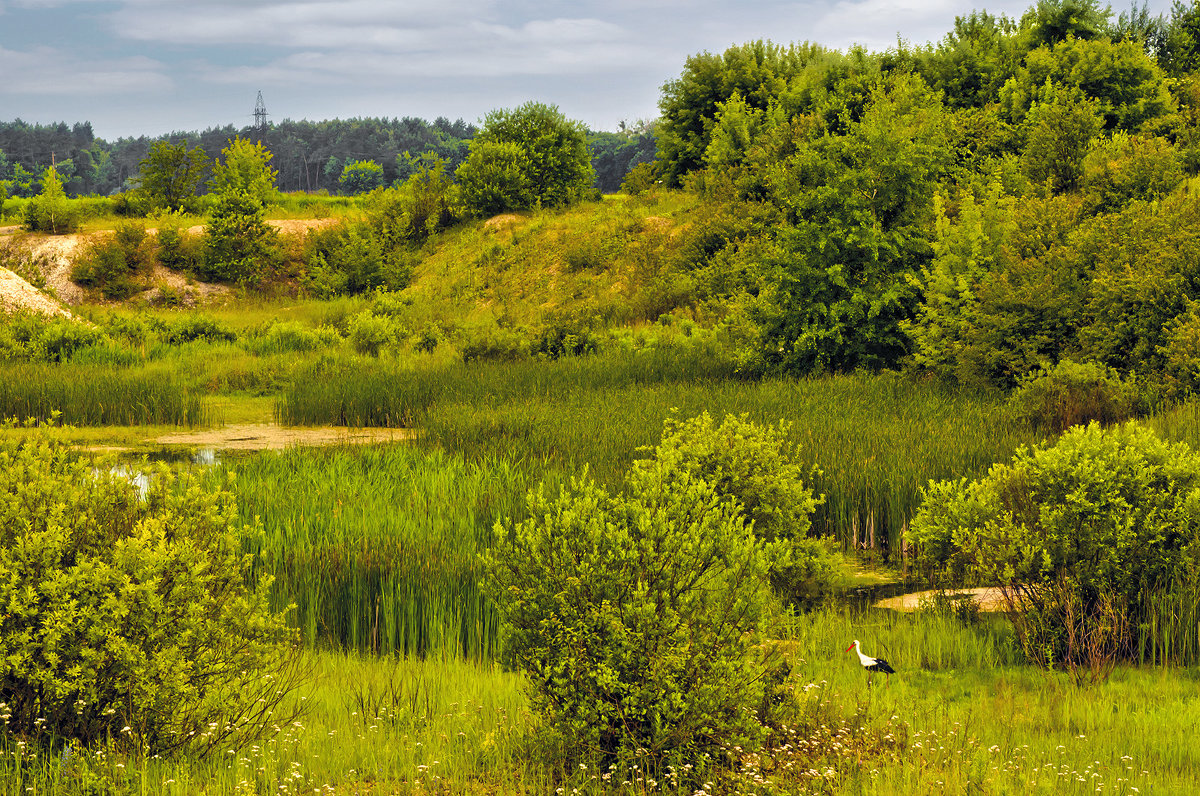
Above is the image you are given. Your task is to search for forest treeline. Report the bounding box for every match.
[0,115,654,197]
[634,0,1200,397]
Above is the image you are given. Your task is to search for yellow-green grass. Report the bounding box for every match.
[4,609,1199,794]
[225,445,529,656]
[0,361,206,426]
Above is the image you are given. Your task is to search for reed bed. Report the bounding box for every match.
[224,445,530,658]
[0,362,206,426]
[281,353,1040,550]
[277,343,740,428]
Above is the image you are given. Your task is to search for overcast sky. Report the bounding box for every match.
[0,0,1179,140]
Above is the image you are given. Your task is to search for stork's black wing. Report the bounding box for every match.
[869,658,895,674]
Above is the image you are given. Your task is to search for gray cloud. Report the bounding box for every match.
[0,46,171,94]
[0,0,1181,138]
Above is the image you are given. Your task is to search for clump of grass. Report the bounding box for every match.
[225,445,530,657]
[0,362,206,426]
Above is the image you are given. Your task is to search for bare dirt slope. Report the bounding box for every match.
[0,219,338,314]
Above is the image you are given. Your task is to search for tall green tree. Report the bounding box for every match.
[135,140,208,213]
[657,40,821,185]
[754,74,953,375]
[456,102,594,215]
[337,159,384,195]
[209,137,279,206]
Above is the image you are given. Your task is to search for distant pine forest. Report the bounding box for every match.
[0,115,656,197]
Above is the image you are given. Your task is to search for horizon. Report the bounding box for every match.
[1,0,1178,141]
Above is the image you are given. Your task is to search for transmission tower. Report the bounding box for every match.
[254,91,269,132]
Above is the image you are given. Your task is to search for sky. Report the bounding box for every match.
[0,0,1180,140]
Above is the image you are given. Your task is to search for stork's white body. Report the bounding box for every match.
[845,639,895,685]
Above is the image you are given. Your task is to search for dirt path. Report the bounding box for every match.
[153,423,413,451]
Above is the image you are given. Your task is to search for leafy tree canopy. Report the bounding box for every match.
[135,139,208,212]
[209,136,279,205]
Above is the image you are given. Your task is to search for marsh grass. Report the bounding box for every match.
[226,445,529,657]
[0,362,206,426]
[283,358,1039,550]
[6,609,1197,794]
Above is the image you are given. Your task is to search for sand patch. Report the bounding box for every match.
[154,423,413,451]
[875,587,1008,612]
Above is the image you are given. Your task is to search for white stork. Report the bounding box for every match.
[845,639,895,685]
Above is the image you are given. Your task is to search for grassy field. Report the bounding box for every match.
[4,197,1200,794]
[4,606,1197,794]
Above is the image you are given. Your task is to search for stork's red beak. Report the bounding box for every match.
[845,642,855,652]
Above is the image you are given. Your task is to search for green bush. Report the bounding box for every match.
[71,222,155,299]
[0,433,303,756]
[198,190,278,283]
[912,422,1200,679]
[155,226,201,272]
[151,313,238,346]
[458,323,530,363]
[486,458,779,768]
[348,311,395,356]
[1009,358,1142,433]
[0,313,106,363]
[642,412,842,606]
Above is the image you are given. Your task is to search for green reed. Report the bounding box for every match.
[223,445,530,658]
[0,362,206,426]
[280,353,1040,551]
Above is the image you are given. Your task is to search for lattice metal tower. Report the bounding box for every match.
[254,91,269,132]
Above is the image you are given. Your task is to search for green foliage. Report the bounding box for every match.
[0,433,302,755]
[754,73,952,374]
[22,167,78,234]
[199,190,279,283]
[367,156,460,244]
[1021,88,1104,192]
[209,137,280,206]
[657,40,820,185]
[454,140,533,216]
[1080,132,1184,212]
[1000,35,1174,131]
[70,221,155,299]
[154,226,201,272]
[348,311,395,356]
[486,449,778,767]
[912,422,1200,676]
[643,412,844,605]
[337,159,384,195]
[0,313,105,363]
[1020,0,1112,48]
[134,140,208,214]
[456,102,594,214]
[1009,358,1143,432]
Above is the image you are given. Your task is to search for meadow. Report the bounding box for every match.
[3,196,1200,794]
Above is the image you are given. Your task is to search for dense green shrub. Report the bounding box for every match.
[486,455,779,768]
[70,222,155,299]
[155,226,201,272]
[912,422,1200,679]
[0,313,106,363]
[198,190,278,283]
[348,310,395,356]
[151,313,238,346]
[641,412,845,605]
[1009,358,1143,432]
[0,433,303,755]
[458,323,530,363]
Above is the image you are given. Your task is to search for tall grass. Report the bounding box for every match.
[0,362,206,425]
[281,356,1040,550]
[225,445,530,657]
